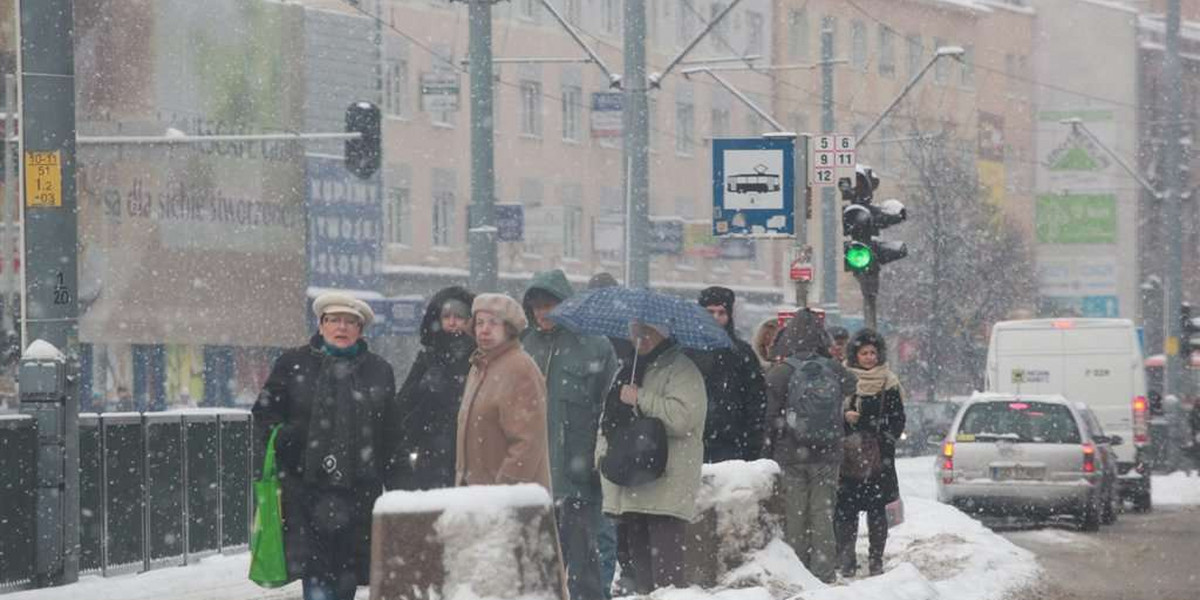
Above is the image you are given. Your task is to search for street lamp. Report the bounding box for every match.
[856,46,965,149]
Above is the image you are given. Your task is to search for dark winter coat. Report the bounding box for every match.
[686,321,768,463]
[764,313,857,465]
[521,270,618,502]
[392,287,476,490]
[837,330,906,512]
[252,334,398,585]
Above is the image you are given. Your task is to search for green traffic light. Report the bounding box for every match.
[845,242,874,271]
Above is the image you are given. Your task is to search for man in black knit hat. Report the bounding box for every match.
[688,286,768,463]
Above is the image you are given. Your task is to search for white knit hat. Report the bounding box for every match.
[313,292,375,328]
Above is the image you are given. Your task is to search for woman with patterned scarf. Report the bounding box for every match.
[834,328,906,578]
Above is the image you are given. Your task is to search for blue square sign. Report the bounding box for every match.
[712,137,795,237]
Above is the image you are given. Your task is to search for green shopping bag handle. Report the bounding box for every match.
[262,425,280,480]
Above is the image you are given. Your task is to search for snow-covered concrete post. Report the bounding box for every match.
[686,459,785,587]
[370,484,566,600]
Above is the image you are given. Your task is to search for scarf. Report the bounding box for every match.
[305,350,371,489]
[848,364,901,398]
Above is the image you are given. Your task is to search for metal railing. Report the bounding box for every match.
[1,410,252,589]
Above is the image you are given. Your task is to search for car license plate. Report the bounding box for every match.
[991,466,1044,481]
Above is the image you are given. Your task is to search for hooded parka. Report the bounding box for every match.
[392,286,476,490]
[252,334,398,585]
[521,270,619,501]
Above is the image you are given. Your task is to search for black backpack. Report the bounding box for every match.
[782,357,845,451]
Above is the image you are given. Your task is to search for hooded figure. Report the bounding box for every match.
[764,311,857,584]
[522,270,618,600]
[835,328,906,577]
[686,286,768,463]
[252,293,399,600]
[392,286,476,490]
[752,318,782,368]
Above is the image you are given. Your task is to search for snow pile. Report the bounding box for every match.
[799,563,940,600]
[719,539,824,595]
[23,339,65,362]
[696,460,783,570]
[374,482,551,515]
[1152,471,1200,506]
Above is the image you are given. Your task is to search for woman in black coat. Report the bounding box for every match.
[390,286,475,490]
[835,329,906,578]
[252,294,398,600]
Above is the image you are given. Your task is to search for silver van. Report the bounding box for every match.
[936,393,1120,531]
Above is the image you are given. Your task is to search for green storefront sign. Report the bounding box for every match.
[1035,194,1117,244]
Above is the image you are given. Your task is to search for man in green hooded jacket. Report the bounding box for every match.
[522,269,619,600]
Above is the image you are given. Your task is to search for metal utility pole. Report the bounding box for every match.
[467,0,499,293]
[819,20,838,319]
[17,0,80,586]
[3,74,15,335]
[1163,0,1186,399]
[623,0,650,288]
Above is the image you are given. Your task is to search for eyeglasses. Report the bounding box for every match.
[322,315,363,328]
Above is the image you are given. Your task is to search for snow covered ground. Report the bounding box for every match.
[26,455,1196,600]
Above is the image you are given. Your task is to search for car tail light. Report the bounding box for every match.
[1133,395,1149,445]
[941,441,955,484]
[1082,442,1096,475]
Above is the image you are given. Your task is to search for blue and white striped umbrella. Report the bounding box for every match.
[549,286,732,351]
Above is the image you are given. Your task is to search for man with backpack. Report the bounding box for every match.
[765,311,857,584]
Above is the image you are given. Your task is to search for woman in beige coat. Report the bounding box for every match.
[597,322,707,593]
[455,293,551,490]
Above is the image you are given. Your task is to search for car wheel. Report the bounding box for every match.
[1101,485,1118,525]
[1081,498,1102,532]
[1131,487,1152,513]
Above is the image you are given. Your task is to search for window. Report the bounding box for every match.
[385,186,411,245]
[851,20,868,69]
[906,34,923,78]
[934,37,949,83]
[961,45,975,87]
[565,0,581,23]
[520,179,545,256]
[745,11,764,56]
[520,80,543,137]
[677,0,693,45]
[519,0,538,20]
[711,106,731,138]
[432,191,455,247]
[877,26,895,77]
[431,44,457,127]
[384,58,409,118]
[788,9,809,60]
[709,3,730,52]
[958,401,1081,445]
[563,206,583,259]
[820,16,837,59]
[603,0,620,34]
[562,85,582,142]
[676,100,695,155]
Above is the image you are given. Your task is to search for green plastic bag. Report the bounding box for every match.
[249,425,290,588]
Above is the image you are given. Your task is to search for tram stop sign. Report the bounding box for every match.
[712,137,795,237]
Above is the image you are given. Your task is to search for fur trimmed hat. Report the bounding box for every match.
[313,292,375,328]
[472,293,529,332]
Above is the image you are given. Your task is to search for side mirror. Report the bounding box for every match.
[926,434,943,447]
[1107,434,1124,447]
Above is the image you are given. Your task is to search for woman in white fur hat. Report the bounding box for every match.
[252,292,399,600]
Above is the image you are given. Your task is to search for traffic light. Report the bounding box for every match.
[345,101,381,179]
[841,166,908,273]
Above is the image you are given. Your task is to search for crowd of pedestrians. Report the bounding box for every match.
[252,275,907,600]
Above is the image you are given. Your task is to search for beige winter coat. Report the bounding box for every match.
[598,344,708,522]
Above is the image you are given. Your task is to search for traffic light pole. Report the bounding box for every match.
[856,270,880,331]
[18,0,80,586]
[467,0,499,293]
[623,0,650,288]
[1163,0,1186,400]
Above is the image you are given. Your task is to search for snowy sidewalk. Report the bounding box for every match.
[11,459,1197,600]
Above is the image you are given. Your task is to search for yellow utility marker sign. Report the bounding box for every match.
[25,150,63,207]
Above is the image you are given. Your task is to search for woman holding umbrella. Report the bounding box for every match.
[597,321,707,593]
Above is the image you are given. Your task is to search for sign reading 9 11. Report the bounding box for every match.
[711,137,794,237]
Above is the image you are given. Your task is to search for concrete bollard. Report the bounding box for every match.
[370,484,566,600]
[684,459,784,587]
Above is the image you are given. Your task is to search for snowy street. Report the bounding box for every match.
[19,456,1200,600]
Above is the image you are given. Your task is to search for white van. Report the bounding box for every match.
[985,318,1151,510]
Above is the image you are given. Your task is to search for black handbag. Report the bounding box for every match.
[600,408,668,487]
